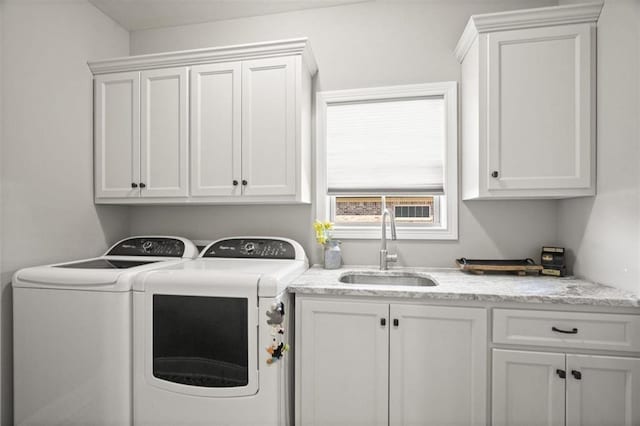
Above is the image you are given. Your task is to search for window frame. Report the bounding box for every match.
[315,82,458,240]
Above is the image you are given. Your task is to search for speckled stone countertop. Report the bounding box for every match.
[289,265,640,308]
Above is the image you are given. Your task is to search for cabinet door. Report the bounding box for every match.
[190,63,242,197]
[140,67,189,197]
[241,57,296,196]
[492,349,565,426]
[487,23,593,191]
[94,72,140,198]
[389,305,487,426]
[298,299,388,426]
[566,354,640,426]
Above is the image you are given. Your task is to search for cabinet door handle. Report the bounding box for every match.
[491,171,499,178]
[139,182,146,189]
[556,369,566,379]
[131,183,138,188]
[233,180,239,186]
[380,318,386,327]
[242,180,248,186]
[552,326,578,334]
[393,319,399,327]
[571,370,582,380]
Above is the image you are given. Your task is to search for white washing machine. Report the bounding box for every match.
[132,237,308,426]
[12,236,199,426]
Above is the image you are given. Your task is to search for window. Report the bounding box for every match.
[316,83,458,240]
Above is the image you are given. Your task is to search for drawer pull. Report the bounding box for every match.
[552,326,578,334]
[571,370,582,380]
[556,369,566,379]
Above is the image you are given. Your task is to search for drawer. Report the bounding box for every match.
[493,309,640,352]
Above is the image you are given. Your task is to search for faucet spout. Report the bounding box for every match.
[380,208,398,270]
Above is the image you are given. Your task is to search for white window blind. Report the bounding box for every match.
[326,96,445,195]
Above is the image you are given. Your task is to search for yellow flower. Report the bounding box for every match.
[313,219,334,246]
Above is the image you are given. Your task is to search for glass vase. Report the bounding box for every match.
[323,240,342,270]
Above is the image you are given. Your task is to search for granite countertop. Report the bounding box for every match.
[289,265,640,308]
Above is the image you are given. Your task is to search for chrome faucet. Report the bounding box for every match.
[380,208,398,270]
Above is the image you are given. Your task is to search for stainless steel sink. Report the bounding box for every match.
[338,271,437,287]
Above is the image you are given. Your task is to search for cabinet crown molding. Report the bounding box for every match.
[88,37,318,75]
[455,2,603,62]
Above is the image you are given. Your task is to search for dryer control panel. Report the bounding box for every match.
[203,238,295,260]
[107,238,186,257]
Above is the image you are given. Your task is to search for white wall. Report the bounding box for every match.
[129,0,559,266]
[0,1,130,422]
[0,2,5,422]
[557,0,640,296]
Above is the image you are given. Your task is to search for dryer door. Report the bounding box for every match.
[142,273,259,397]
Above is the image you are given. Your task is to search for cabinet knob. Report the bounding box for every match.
[393,319,399,327]
[242,180,248,186]
[233,180,239,186]
[131,183,138,188]
[491,171,499,178]
[556,369,566,379]
[139,182,146,189]
[380,318,386,327]
[571,370,582,380]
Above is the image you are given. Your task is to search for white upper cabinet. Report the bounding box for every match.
[95,68,189,200]
[90,38,316,204]
[94,72,140,199]
[456,3,602,199]
[241,57,296,197]
[190,62,242,197]
[140,67,189,198]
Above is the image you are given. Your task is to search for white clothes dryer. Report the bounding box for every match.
[132,237,308,426]
[12,236,199,426]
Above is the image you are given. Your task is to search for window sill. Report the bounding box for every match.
[331,225,458,240]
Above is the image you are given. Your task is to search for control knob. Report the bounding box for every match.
[243,242,256,255]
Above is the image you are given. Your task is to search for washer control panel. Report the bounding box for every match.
[107,238,186,257]
[203,238,295,259]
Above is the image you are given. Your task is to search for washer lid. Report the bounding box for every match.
[12,257,187,291]
[134,267,262,297]
[15,264,124,287]
[54,259,160,269]
[132,257,308,297]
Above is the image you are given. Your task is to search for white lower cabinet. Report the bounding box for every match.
[492,308,640,425]
[566,354,640,426]
[492,349,566,426]
[493,350,640,426]
[298,299,389,426]
[296,298,487,426]
[389,304,487,426]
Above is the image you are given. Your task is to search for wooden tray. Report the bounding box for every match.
[456,258,542,276]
